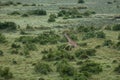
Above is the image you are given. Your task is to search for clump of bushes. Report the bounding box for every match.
[21,13,29,17]
[28,9,47,16]
[15,36,34,43]
[112,24,120,31]
[34,62,52,74]
[0,50,3,56]
[11,43,21,49]
[75,49,96,59]
[114,64,120,74]
[0,66,13,79]
[82,31,106,40]
[82,31,96,40]
[42,50,75,61]
[8,11,20,15]
[24,43,37,51]
[0,33,6,43]
[80,61,103,74]
[118,33,120,40]
[48,14,56,22]
[0,22,17,30]
[35,31,60,45]
[56,60,76,77]
[78,0,85,3]
[103,40,113,47]
[96,31,106,38]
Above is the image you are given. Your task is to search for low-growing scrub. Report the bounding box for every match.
[34,62,52,74]
[114,64,120,74]
[75,49,96,59]
[0,22,17,30]
[56,60,76,77]
[0,67,13,79]
[28,9,47,16]
[0,33,6,43]
[112,24,120,31]
[0,50,3,56]
[80,61,103,74]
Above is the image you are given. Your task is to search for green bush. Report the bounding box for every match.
[21,13,29,17]
[103,40,113,46]
[0,50,3,56]
[29,9,47,16]
[24,43,37,51]
[112,24,120,31]
[48,14,56,22]
[80,62,102,74]
[16,36,34,43]
[78,0,85,3]
[73,73,88,80]
[114,41,120,50]
[0,22,17,30]
[56,60,76,77]
[34,62,52,74]
[96,31,106,38]
[0,33,6,43]
[0,67,13,79]
[34,31,60,45]
[11,43,21,49]
[42,50,75,61]
[82,31,96,40]
[114,64,120,74]
[8,11,20,15]
[118,33,120,40]
[75,49,96,59]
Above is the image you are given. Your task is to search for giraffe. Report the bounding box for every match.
[64,33,78,48]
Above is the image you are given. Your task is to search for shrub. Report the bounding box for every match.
[16,36,34,43]
[24,43,37,51]
[112,24,120,31]
[82,31,96,40]
[34,31,60,45]
[0,50,3,56]
[0,22,17,30]
[73,73,88,80]
[78,42,87,46]
[8,11,20,15]
[75,49,96,59]
[118,33,120,40]
[29,9,47,16]
[78,0,85,3]
[21,13,29,17]
[48,14,56,22]
[103,40,113,46]
[34,62,52,74]
[56,60,76,77]
[0,67,13,79]
[96,31,106,38]
[0,33,6,43]
[80,62,102,74]
[11,43,21,49]
[42,50,75,61]
[114,64,120,74]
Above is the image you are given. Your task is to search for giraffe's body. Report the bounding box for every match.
[64,33,78,48]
